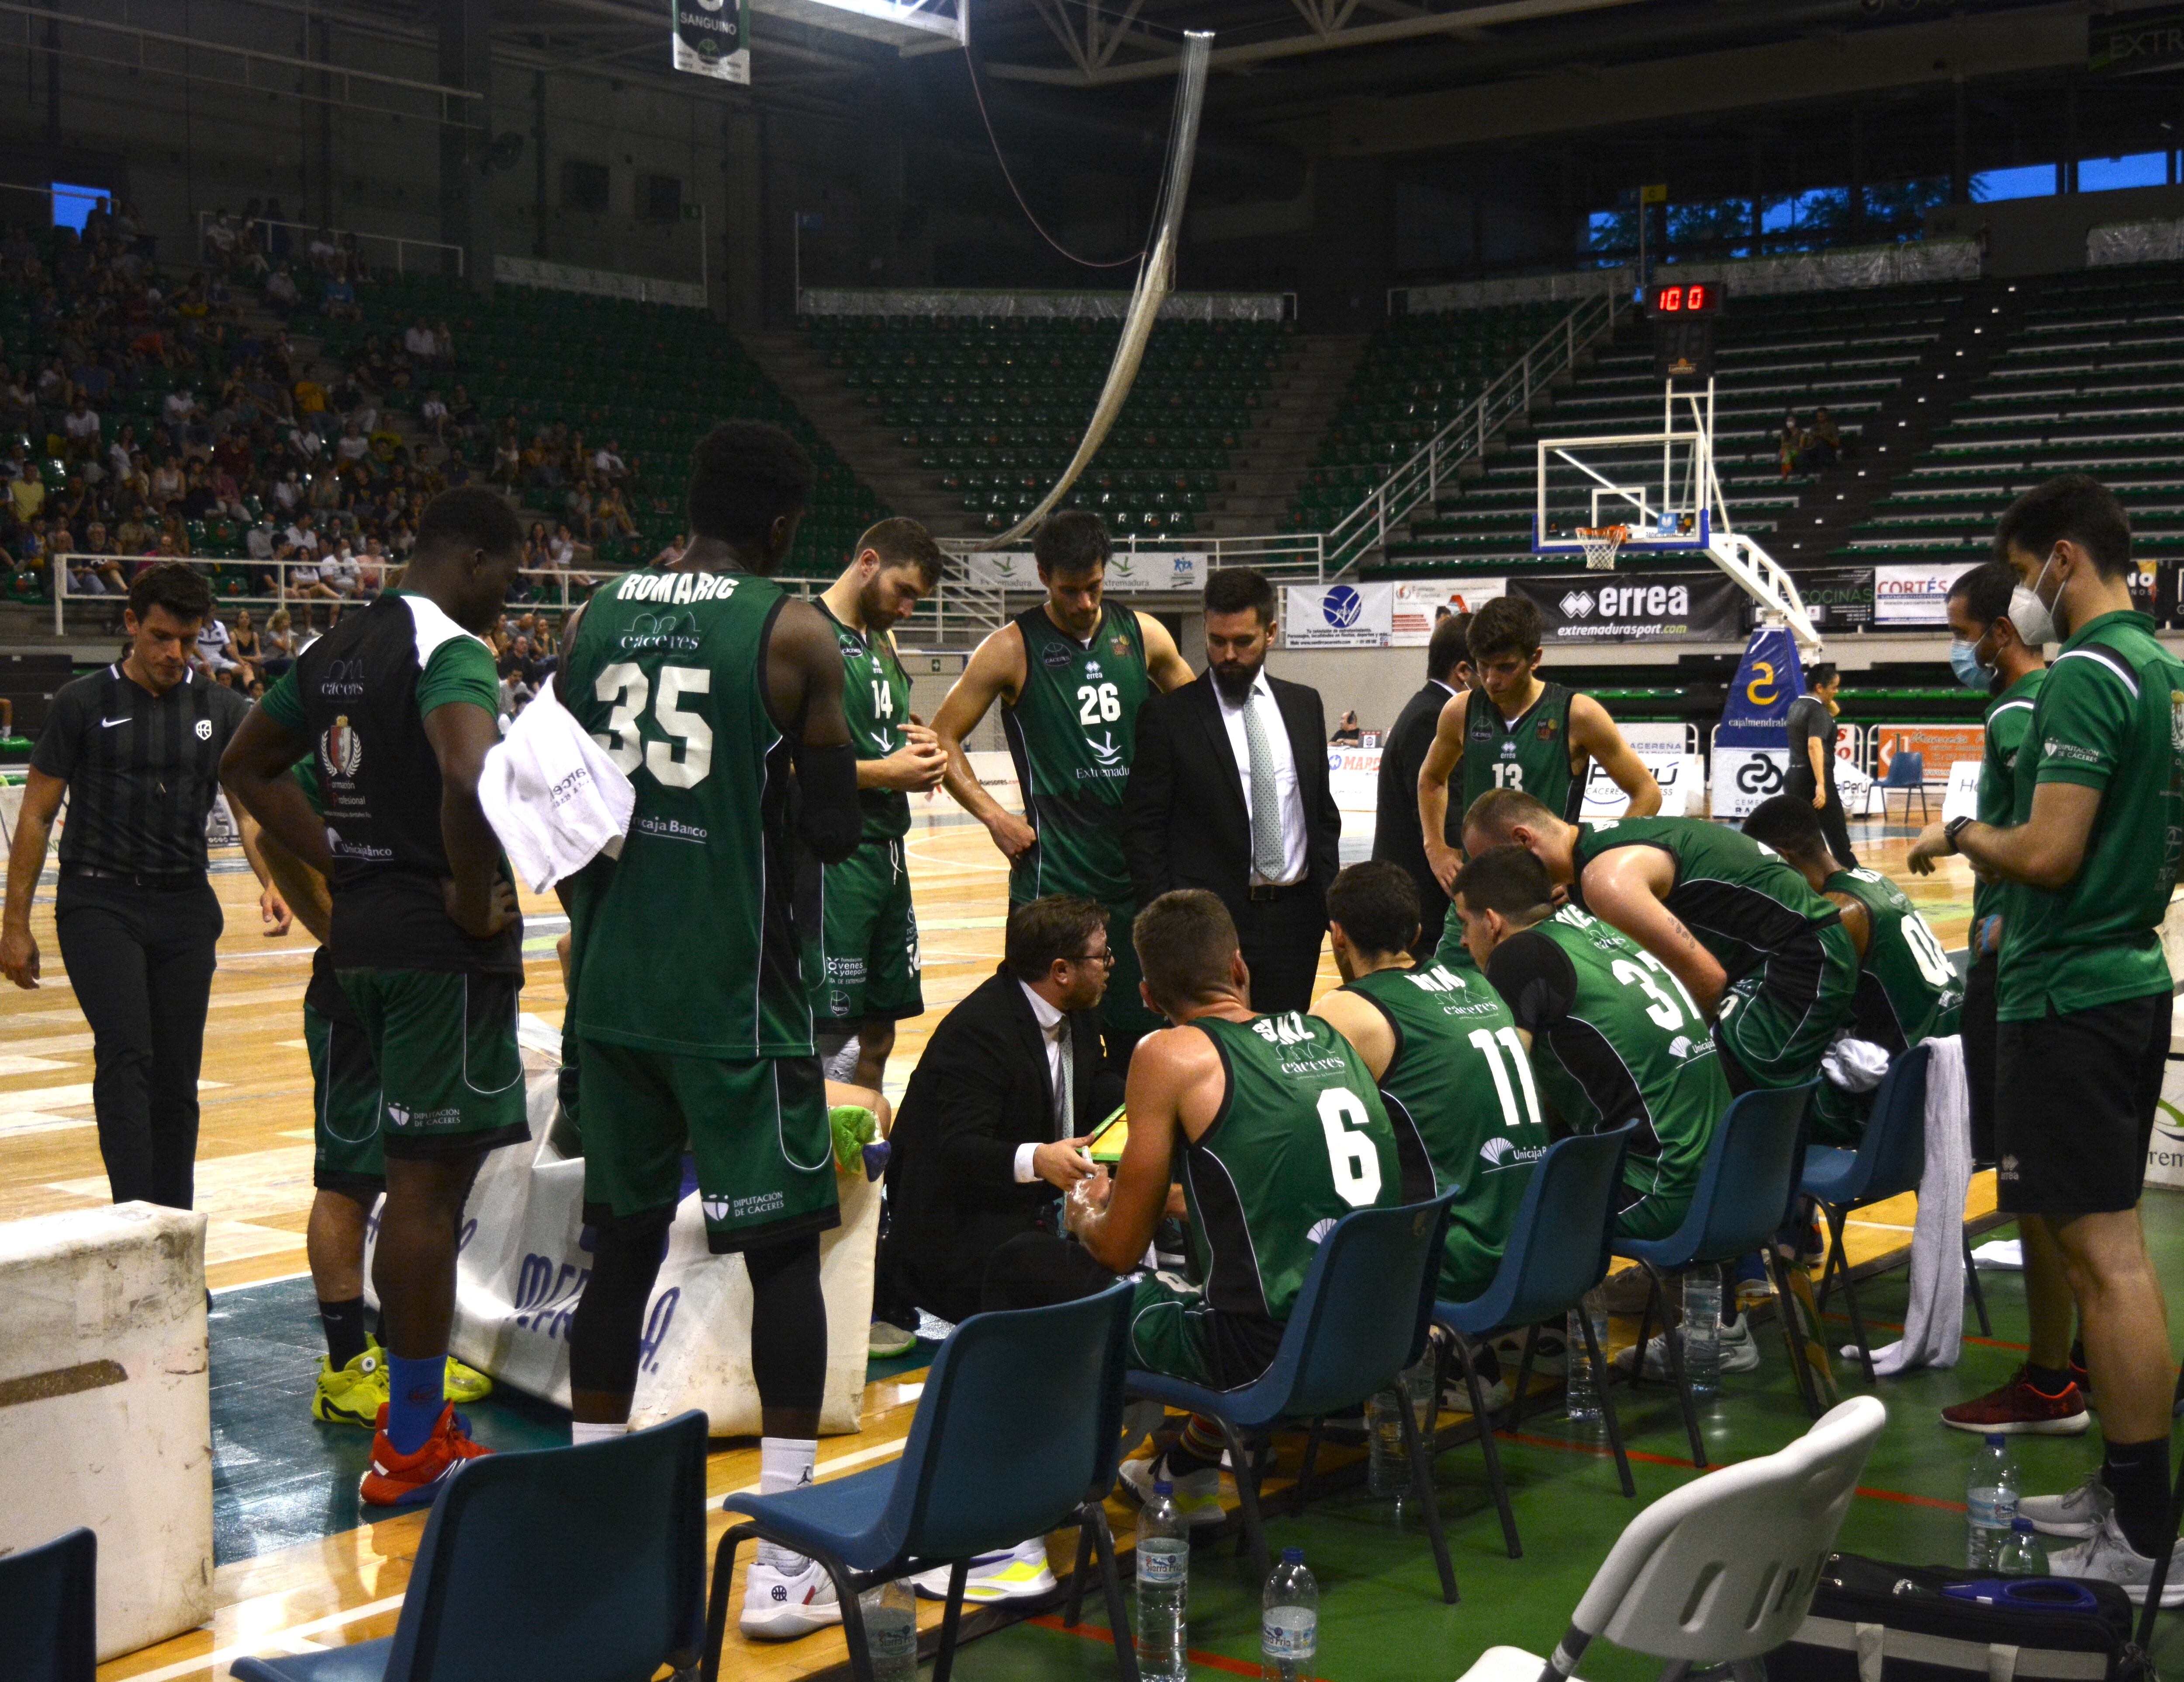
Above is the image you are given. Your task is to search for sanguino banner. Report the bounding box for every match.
[672,0,750,84]
[1509,571,1746,642]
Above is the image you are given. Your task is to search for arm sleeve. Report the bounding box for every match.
[2031,654,2132,790]
[1486,930,1579,1036]
[258,667,308,735]
[28,682,85,780]
[416,635,501,718]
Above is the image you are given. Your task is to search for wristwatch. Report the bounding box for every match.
[1944,815,1974,851]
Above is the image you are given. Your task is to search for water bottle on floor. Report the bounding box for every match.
[860,1578,918,1682]
[1683,1270,1723,1397]
[1261,1547,1318,1682]
[1965,1433,2020,1569]
[1135,1479,1190,1682]
[1994,1518,2050,1577]
[1565,1291,1606,1425]
[1365,1388,1405,1497]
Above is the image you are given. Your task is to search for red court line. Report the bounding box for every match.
[1029,1613,1332,1680]
[1503,1429,1966,1512]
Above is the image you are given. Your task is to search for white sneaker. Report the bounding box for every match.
[2048,1510,2184,1606]
[1612,1317,1760,1381]
[909,1537,1057,1602]
[2021,1473,2113,1540]
[868,1319,918,1358]
[1444,1375,1514,1416]
[742,1554,843,1639]
[1117,1454,1225,1526]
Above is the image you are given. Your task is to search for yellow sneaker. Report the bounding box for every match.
[313,1348,390,1429]
[366,1338,494,1405]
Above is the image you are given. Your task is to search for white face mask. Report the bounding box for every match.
[2011,565,2059,648]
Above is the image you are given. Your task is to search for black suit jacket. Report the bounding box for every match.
[1123,671,1342,913]
[881,966,1123,1325]
[1372,679,1460,943]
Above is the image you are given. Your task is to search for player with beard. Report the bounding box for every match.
[934,512,1192,1068]
[805,519,947,1093]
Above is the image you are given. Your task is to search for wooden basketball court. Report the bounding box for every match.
[0,809,1996,1682]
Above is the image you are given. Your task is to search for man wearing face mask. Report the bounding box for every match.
[1123,568,1342,1012]
[1910,476,2184,1601]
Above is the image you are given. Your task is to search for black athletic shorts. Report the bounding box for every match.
[1960,951,1998,1168]
[1994,990,2171,1218]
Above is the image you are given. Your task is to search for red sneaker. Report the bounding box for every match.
[1941,1366,2090,1436]
[359,1402,492,1507]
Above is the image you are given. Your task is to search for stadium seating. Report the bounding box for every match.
[795,311,1295,534]
[1837,262,2184,570]
[1343,283,1963,577]
[319,273,888,575]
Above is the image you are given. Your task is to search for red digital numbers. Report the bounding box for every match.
[1688,284,1709,311]
[1659,285,1683,311]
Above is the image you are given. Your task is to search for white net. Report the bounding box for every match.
[1578,526,1627,571]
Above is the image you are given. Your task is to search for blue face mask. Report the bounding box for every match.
[1949,637,1995,692]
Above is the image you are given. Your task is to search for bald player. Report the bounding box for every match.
[933,512,1192,1066]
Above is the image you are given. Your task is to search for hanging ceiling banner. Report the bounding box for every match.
[672,0,750,84]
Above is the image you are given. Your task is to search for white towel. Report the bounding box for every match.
[1821,1034,1891,1096]
[479,682,634,892]
[1847,1035,1971,1375]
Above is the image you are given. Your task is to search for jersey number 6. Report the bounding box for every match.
[1317,1087,1383,1208]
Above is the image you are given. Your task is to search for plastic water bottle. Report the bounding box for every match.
[1965,1434,2020,1569]
[1365,1388,1405,1497]
[1135,1480,1190,1682]
[1994,1518,2050,1578]
[1683,1270,1723,1398]
[1261,1547,1318,1682]
[859,1578,918,1682]
[1565,1290,1607,1426]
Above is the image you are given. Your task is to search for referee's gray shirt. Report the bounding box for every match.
[31,665,252,876]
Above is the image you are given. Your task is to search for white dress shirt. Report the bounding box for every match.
[1013,981,1070,1184]
[1215,670,1307,886]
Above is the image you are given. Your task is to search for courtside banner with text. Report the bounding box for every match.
[1874,561,1976,626]
[1509,572,1745,642]
[1792,566,1875,630]
[671,0,749,83]
[1389,578,1506,646]
[1282,582,1393,648]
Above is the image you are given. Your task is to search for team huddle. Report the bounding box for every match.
[209,426,2184,1630]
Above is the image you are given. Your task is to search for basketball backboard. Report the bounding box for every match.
[1531,379,1724,562]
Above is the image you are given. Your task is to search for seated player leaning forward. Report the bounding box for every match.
[1308,860,1549,1304]
[1461,791,1858,1094]
[1742,793,1963,1144]
[982,888,1428,1522]
[1451,844,1730,1243]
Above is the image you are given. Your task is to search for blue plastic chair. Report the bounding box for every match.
[1798,1044,1986,1380]
[1878,751,1928,822]
[1128,1191,1461,1604]
[0,1526,95,1682]
[1614,1083,1814,1468]
[705,1283,1138,1682]
[232,1412,708,1682]
[1432,1125,1640,1558]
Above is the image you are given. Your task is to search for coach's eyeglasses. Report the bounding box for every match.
[1068,948,1117,967]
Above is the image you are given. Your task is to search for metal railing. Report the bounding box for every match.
[1322,283,1626,573]
[195,211,466,278]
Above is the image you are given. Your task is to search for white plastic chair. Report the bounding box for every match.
[1455,1396,1886,1682]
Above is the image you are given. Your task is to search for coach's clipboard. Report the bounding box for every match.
[1087,1105,1129,1165]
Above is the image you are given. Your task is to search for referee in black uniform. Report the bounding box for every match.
[1,563,283,1209]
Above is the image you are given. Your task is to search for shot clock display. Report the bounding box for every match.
[1647,280,1722,380]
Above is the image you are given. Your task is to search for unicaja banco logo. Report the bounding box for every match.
[1320,585,1362,628]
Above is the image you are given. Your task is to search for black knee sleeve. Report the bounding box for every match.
[746,1233,827,1416]
[568,1208,674,1397]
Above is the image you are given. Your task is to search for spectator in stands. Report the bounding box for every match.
[1805,408,1844,470]
[592,438,628,484]
[259,607,296,678]
[1778,412,1807,478]
[204,210,238,272]
[491,426,521,485]
[229,608,263,684]
[62,395,100,461]
[403,321,436,365]
[195,609,239,678]
[419,390,449,441]
[1785,661,1856,869]
[1329,709,1363,746]
[265,265,301,320]
[594,484,638,538]
[321,270,359,320]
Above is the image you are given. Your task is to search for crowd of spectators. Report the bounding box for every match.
[0,208,626,627]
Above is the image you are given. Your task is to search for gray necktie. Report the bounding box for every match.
[1054,1017,1075,1139]
[1243,692,1285,881]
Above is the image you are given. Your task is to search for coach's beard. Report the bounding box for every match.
[1210,656,1263,703]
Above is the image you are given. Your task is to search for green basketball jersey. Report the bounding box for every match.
[561,566,813,1060]
[1572,816,1838,978]
[1973,671,2042,927]
[1489,905,1728,1210]
[821,601,913,842]
[1182,1011,1406,1323]
[1460,681,1586,824]
[1825,868,1962,1049]
[1345,961,1549,1300]
[1998,610,2184,1021]
[1002,604,1151,906]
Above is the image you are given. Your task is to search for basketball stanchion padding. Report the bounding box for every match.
[0,1203,212,1661]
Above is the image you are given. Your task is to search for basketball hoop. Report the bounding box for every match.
[1577,525,1628,571]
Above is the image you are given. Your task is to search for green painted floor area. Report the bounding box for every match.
[944,1195,2184,1682]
